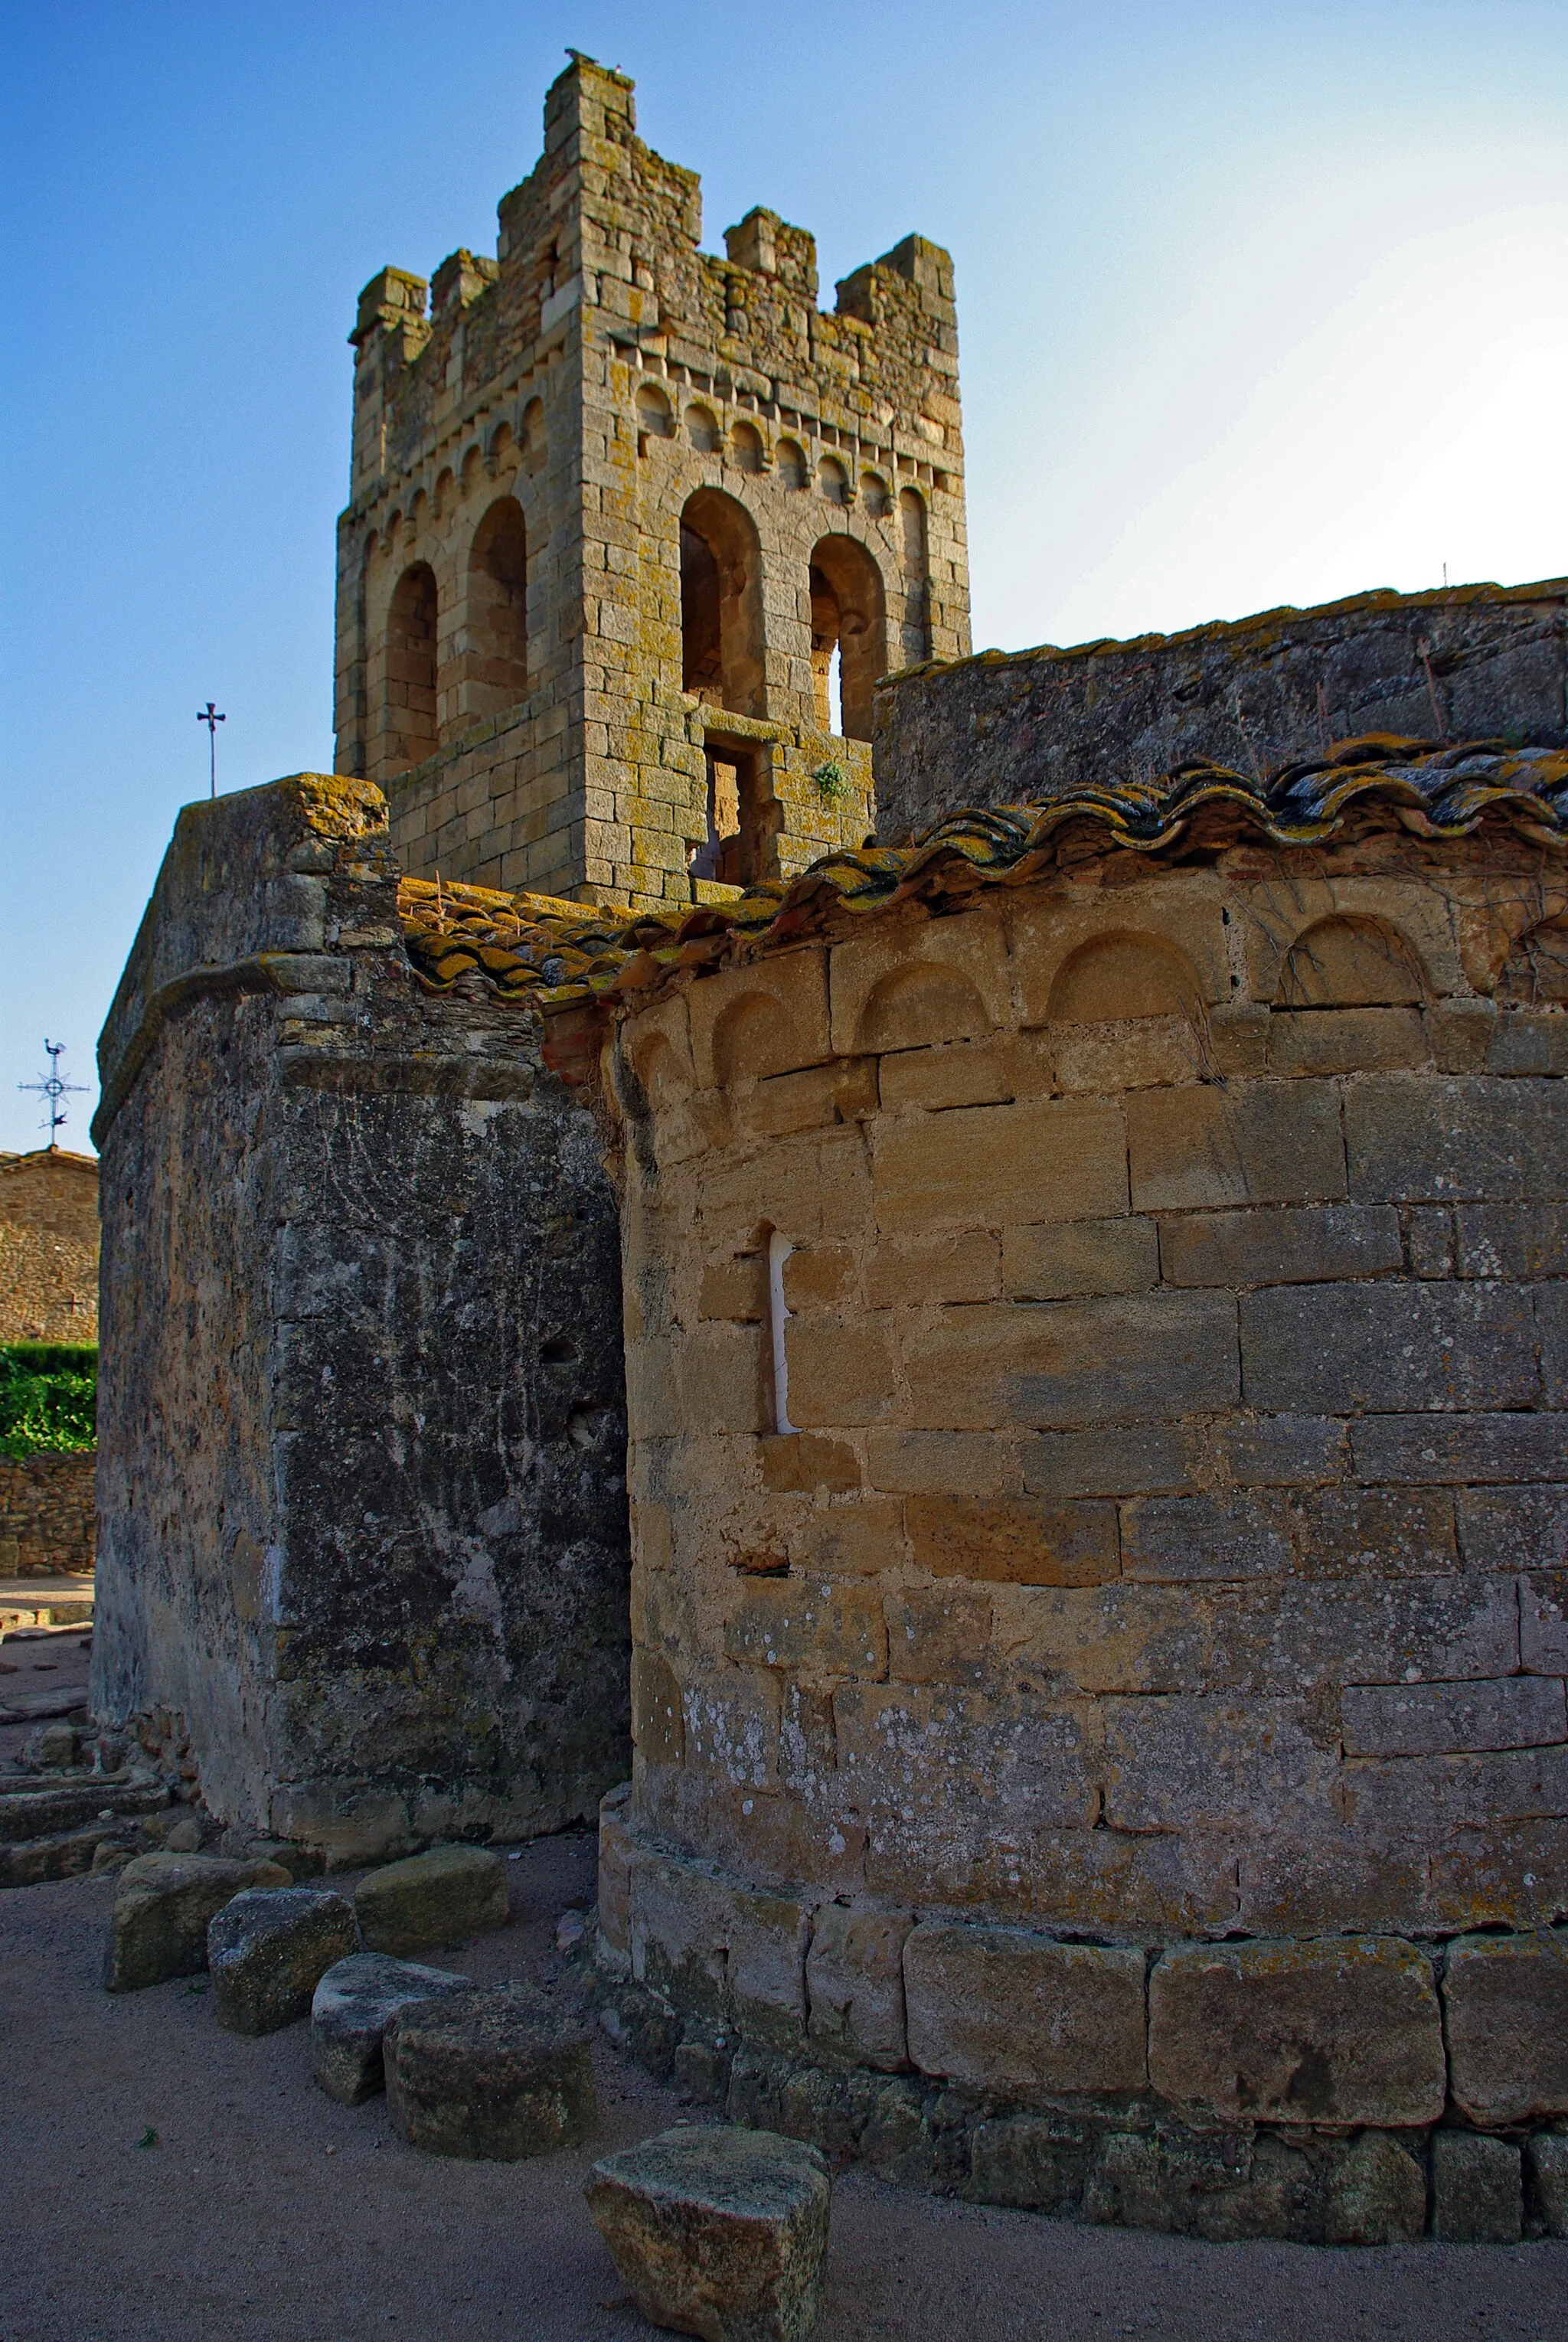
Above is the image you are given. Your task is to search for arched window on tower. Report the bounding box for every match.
[808,537,887,740]
[463,496,528,719]
[384,560,438,774]
[899,487,932,666]
[680,488,765,717]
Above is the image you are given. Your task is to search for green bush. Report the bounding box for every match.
[0,1344,97,1458]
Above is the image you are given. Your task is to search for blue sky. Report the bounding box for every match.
[2,0,1563,1151]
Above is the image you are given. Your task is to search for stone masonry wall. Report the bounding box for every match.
[594,818,1568,2224]
[0,1150,100,1342]
[335,57,969,911]
[0,1453,95,1577]
[92,774,629,1863]
[874,580,1568,843]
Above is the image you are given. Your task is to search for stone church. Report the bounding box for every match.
[90,56,1568,2238]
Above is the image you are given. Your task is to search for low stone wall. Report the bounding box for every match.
[595,1818,1568,2242]
[0,1452,95,1576]
[872,578,1568,841]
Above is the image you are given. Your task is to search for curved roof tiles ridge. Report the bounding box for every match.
[397,736,1568,1014]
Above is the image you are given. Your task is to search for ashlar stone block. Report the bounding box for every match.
[903,1921,1147,2095]
[1432,2130,1522,2243]
[1148,1936,1446,2125]
[1442,1932,1568,2125]
[805,1901,913,2071]
[353,1844,510,1957]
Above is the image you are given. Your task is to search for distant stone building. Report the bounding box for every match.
[0,1148,99,1343]
[333,54,968,910]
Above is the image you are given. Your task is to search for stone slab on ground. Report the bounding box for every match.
[103,1851,290,1991]
[208,1886,361,2036]
[312,1952,474,2104]
[1443,1932,1568,2125]
[354,1844,509,1957]
[1432,2131,1523,2242]
[587,2125,831,2342]
[384,1983,596,2159]
[1148,1936,1446,2125]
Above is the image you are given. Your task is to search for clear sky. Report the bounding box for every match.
[2,0,1563,1151]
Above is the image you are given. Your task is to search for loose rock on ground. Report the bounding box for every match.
[586,2125,831,2342]
[384,1982,596,2160]
[102,1850,289,1991]
[207,1886,361,2036]
[353,1843,509,1957]
[312,1951,473,2105]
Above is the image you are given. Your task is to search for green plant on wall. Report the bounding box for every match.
[0,1344,96,1458]
[812,759,851,804]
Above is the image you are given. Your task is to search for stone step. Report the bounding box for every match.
[0,1776,168,1844]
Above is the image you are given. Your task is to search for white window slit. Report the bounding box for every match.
[767,1229,797,1434]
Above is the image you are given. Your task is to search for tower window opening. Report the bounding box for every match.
[464,495,528,717]
[689,741,771,889]
[809,536,886,741]
[679,489,765,717]
[384,560,438,775]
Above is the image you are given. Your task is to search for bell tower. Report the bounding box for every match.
[333,54,970,909]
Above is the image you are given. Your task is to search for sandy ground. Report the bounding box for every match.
[2,1806,1564,2342]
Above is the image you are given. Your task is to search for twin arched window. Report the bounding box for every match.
[381,496,528,777]
[679,487,889,742]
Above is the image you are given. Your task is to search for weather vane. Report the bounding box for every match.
[19,1040,87,1151]
[198,701,226,798]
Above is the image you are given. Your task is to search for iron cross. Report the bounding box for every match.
[197,701,226,797]
[19,1040,87,1150]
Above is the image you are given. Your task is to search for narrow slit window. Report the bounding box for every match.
[766,1228,796,1435]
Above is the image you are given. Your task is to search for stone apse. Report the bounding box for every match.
[91,50,1568,2242]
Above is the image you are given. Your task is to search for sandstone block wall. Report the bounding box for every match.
[598,814,1568,2173]
[874,580,1568,842]
[334,57,969,910]
[0,1149,100,1341]
[91,775,629,1863]
[0,1452,95,1577]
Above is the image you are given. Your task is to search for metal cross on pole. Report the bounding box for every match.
[18,1040,88,1151]
[197,701,226,798]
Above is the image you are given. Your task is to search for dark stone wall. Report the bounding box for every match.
[873,579,1568,841]
[92,775,629,1861]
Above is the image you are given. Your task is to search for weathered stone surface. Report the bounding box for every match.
[103,1852,290,1993]
[968,2115,1092,2213]
[1432,2131,1522,2243]
[586,2125,831,2342]
[805,1903,912,2071]
[1341,1677,1565,1759]
[1323,2132,1427,2246]
[1241,1280,1539,1414]
[1527,2132,1568,2238]
[207,1886,360,2036]
[1346,1076,1568,1205]
[354,1844,510,1957]
[92,773,631,1867]
[1148,1938,1445,2125]
[384,1984,595,2159]
[1082,2128,1318,2242]
[1443,1932,1568,2124]
[311,1951,473,2104]
[1160,1204,1399,1289]
[903,1922,1146,2094]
